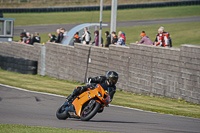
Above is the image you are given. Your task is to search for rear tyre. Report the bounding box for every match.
[56,105,69,120]
[80,100,100,121]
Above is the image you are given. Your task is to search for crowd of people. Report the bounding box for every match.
[48,28,66,43]
[136,26,172,47]
[72,27,127,47]
[19,26,171,48]
[19,31,41,45]
[72,26,172,48]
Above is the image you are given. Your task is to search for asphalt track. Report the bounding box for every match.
[0,84,200,133]
[14,16,200,36]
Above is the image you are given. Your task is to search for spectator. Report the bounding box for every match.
[81,32,86,44]
[111,31,118,45]
[154,28,161,45]
[59,28,65,42]
[82,27,91,45]
[121,33,126,43]
[104,31,111,47]
[154,26,171,47]
[29,34,34,45]
[19,32,27,43]
[74,32,81,43]
[136,31,153,45]
[33,32,41,43]
[90,30,103,47]
[55,29,61,43]
[48,33,56,42]
[116,31,126,46]
[25,32,31,44]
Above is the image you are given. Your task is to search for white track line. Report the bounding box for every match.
[0,83,65,98]
[0,83,199,120]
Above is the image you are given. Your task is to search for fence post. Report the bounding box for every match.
[40,44,46,76]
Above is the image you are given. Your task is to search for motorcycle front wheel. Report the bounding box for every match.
[56,104,69,120]
[80,99,100,121]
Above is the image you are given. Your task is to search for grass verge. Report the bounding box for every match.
[5,5,200,26]
[14,22,200,47]
[0,69,199,119]
[0,124,112,133]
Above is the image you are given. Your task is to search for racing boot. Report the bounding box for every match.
[66,87,81,102]
[66,94,74,102]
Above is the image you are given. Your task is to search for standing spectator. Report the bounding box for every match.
[81,32,86,44]
[25,32,31,44]
[136,31,153,45]
[74,32,81,43]
[116,31,126,46]
[19,32,27,43]
[59,28,65,42]
[48,33,56,42]
[90,30,103,47]
[33,32,41,43]
[159,26,172,47]
[104,31,111,47]
[55,29,61,43]
[154,28,161,45]
[121,33,126,43]
[83,27,91,45]
[155,27,170,47]
[111,31,118,45]
[29,34,34,45]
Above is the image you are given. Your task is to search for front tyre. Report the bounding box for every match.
[56,105,69,120]
[80,100,100,121]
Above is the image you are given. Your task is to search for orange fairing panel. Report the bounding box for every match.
[72,84,110,117]
[72,91,95,117]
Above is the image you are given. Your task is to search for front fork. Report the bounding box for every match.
[63,101,76,115]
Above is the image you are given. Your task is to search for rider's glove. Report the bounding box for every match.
[86,77,92,85]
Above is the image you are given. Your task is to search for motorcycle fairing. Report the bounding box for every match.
[72,84,108,117]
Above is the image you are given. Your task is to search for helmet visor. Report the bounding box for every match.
[110,77,118,84]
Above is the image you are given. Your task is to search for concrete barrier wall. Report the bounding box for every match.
[179,45,200,103]
[0,41,199,103]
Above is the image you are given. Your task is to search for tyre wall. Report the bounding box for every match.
[0,41,199,104]
[0,41,42,74]
[0,0,200,13]
[0,55,38,74]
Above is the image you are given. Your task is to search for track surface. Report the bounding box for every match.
[0,85,200,133]
[14,16,200,36]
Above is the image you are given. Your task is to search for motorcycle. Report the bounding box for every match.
[56,84,111,121]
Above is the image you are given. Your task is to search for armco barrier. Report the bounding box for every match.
[0,0,200,13]
[0,41,199,104]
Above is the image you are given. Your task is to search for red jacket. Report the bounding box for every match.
[156,32,170,47]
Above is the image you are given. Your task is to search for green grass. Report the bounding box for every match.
[0,70,80,96]
[0,124,112,133]
[0,69,199,119]
[5,5,200,26]
[112,22,200,47]
[14,22,200,47]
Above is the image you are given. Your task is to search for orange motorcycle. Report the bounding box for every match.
[56,84,110,121]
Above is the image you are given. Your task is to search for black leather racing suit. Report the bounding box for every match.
[68,76,116,102]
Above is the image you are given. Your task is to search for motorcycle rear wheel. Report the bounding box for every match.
[80,100,100,121]
[56,104,69,120]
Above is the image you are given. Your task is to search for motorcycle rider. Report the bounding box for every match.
[66,71,118,104]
